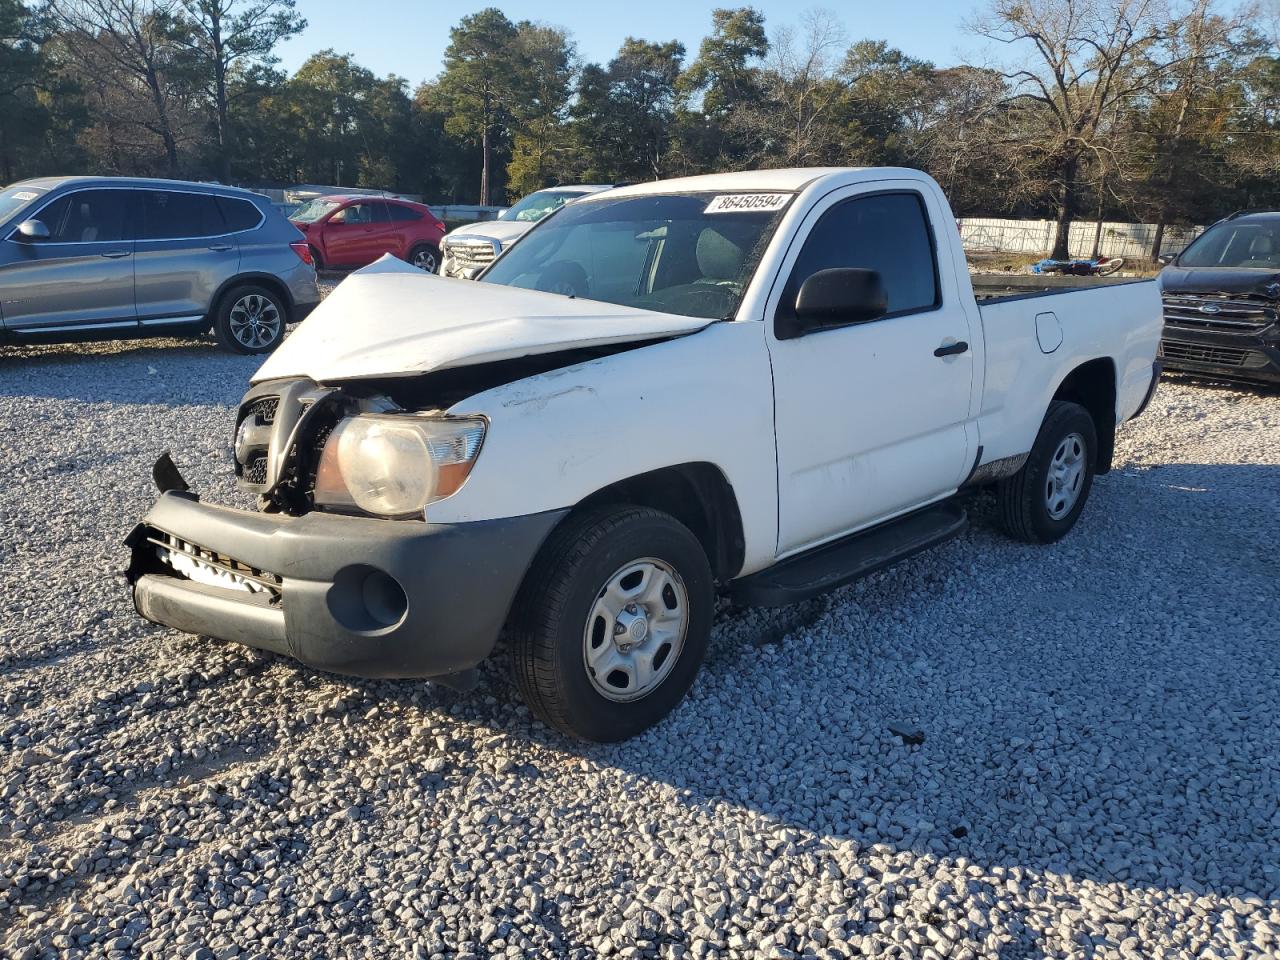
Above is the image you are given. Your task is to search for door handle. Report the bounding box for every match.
[934,340,969,357]
[208,243,234,252]
[101,249,130,259]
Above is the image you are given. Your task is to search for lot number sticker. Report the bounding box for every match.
[11,191,38,201]
[704,193,791,214]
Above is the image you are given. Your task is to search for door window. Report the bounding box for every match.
[336,202,385,225]
[139,191,225,240]
[33,190,130,243]
[387,203,423,222]
[216,196,263,233]
[778,191,939,324]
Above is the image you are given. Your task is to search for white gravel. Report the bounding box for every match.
[1,326,1277,960]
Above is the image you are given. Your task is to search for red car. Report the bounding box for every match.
[290,195,446,273]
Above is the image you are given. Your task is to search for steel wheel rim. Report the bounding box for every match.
[1045,431,1086,520]
[228,294,282,349]
[413,249,437,272]
[583,557,689,703]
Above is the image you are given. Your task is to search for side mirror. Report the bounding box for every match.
[15,219,50,241]
[778,268,888,340]
[1156,253,1174,266]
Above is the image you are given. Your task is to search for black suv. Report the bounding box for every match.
[1158,211,1280,385]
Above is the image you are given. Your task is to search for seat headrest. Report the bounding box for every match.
[696,227,749,281]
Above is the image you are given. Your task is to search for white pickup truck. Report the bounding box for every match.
[127,168,1162,741]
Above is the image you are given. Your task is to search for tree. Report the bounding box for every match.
[971,0,1171,258]
[505,23,575,195]
[174,0,305,182]
[436,7,521,204]
[676,7,768,170]
[573,38,685,182]
[48,0,196,175]
[738,9,847,167]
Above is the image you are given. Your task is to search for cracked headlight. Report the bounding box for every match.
[312,415,486,518]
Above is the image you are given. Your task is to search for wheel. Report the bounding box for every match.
[1096,257,1124,276]
[213,285,287,354]
[995,401,1097,544]
[409,244,440,273]
[509,505,715,742]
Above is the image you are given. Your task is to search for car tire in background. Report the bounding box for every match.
[212,284,288,355]
[409,244,441,273]
[995,400,1098,544]
[509,505,715,742]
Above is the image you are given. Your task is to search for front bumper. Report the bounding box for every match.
[126,492,564,680]
[1159,324,1280,385]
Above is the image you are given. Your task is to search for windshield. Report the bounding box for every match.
[290,199,342,223]
[499,190,589,223]
[0,185,48,226]
[1179,220,1280,269]
[480,192,792,320]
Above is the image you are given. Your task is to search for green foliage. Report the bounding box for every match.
[2,0,1279,237]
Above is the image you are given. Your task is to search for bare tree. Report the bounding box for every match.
[739,9,846,167]
[48,0,193,175]
[972,0,1172,258]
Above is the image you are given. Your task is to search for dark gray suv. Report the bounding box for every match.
[0,177,320,354]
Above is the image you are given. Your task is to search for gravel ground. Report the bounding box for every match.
[1,316,1277,959]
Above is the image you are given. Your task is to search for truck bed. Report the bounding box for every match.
[973,279,1163,467]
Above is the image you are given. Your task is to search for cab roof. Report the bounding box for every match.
[601,167,932,199]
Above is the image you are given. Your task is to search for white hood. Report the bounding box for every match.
[443,218,533,248]
[254,256,713,384]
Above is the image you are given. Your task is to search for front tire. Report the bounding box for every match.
[509,505,714,742]
[995,400,1097,543]
[212,285,287,354]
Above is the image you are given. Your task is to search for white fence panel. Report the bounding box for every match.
[958,217,1204,258]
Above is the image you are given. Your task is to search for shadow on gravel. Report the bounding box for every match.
[339,463,1280,907]
[0,339,260,405]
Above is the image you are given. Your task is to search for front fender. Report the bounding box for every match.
[429,321,780,576]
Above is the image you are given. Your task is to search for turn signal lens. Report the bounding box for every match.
[313,415,486,517]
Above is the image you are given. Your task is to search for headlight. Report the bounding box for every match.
[312,415,486,517]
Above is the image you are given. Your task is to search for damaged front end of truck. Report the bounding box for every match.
[124,257,712,685]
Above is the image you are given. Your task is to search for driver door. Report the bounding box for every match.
[0,188,136,331]
[766,183,980,556]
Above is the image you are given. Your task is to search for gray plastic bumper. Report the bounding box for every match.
[126,492,565,680]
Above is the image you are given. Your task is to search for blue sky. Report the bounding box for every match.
[276,1,992,88]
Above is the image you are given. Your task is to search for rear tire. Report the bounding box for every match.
[409,244,440,273]
[509,505,714,742]
[212,285,287,354]
[995,401,1097,544]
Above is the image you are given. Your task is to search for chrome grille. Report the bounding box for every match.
[1162,294,1275,331]
[149,530,282,601]
[444,238,498,267]
[1160,339,1251,367]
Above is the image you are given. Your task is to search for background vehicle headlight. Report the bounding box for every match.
[313,415,486,517]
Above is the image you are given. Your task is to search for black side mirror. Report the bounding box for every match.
[1156,253,1175,266]
[778,268,888,340]
[15,219,49,241]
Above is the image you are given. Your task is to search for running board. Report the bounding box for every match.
[731,503,968,607]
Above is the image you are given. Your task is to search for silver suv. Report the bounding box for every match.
[0,177,320,354]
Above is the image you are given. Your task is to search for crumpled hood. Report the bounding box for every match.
[443,218,533,249]
[253,256,714,384]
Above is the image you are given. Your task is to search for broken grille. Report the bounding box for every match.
[149,530,282,601]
